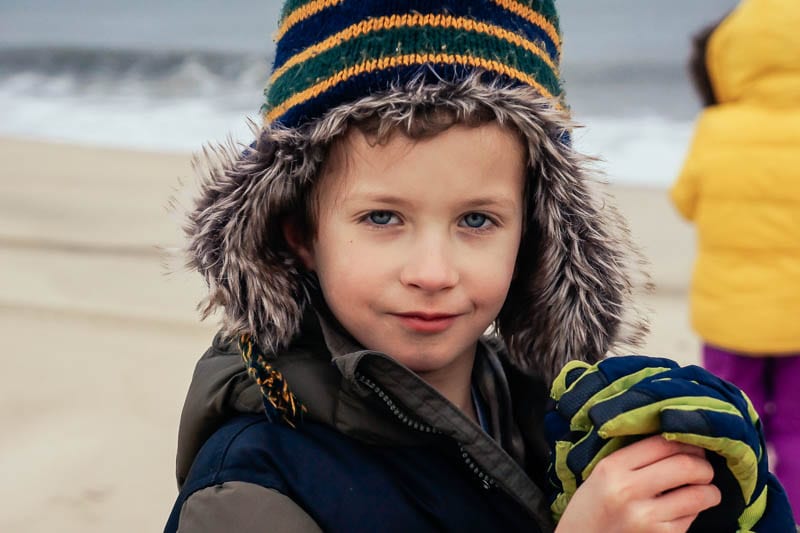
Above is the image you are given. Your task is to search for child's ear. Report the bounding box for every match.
[282,218,315,270]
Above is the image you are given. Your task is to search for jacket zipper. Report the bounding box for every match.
[355,371,496,490]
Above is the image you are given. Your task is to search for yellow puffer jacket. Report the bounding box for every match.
[671,0,800,354]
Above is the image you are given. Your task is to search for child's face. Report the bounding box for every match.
[293,122,526,382]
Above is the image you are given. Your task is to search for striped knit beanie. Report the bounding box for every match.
[263,0,565,128]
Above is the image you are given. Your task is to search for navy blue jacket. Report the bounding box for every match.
[167,314,554,532]
[167,415,543,532]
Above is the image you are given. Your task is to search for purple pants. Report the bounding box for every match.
[703,344,800,522]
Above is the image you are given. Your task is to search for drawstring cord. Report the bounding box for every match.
[239,334,306,427]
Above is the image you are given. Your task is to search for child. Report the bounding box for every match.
[671,0,800,522]
[166,1,789,531]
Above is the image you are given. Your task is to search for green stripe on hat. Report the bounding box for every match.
[266,23,561,117]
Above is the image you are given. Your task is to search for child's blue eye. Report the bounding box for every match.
[462,213,490,229]
[368,211,395,225]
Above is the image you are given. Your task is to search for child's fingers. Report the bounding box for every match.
[679,443,706,458]
[606,435,704,471]
[657,514,695,533]
[651,483,721,527]
[634,451,715,496]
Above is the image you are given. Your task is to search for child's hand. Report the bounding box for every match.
[546,358,795,531]
[555,435,721,533]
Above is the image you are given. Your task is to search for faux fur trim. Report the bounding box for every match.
[184,75,650,383]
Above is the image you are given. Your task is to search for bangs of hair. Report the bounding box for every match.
[351,104,498,144]
[301,104,527,241]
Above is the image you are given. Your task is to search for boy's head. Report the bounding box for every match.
[285,116,527,383]
[186,0,648,382]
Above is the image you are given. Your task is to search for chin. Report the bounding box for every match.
[391,351,459,374]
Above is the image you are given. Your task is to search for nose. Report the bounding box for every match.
[399,233,459,292]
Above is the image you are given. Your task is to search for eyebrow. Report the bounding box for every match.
[349,194,414,209]
[349,193,519,211]
[458,197,519,211]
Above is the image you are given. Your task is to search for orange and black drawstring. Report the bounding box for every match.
[239,334,306,427]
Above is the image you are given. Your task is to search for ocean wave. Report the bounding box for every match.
[0,87,694,187]
[0,91,260,153]
[0,46,697,186]
[573,115,695,187]
[0,46,271,101]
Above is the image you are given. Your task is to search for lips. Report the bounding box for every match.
[392,312,460,334]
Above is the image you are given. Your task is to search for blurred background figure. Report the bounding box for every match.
[670,0,800,521]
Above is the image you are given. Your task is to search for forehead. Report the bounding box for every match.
[318,122,528,208]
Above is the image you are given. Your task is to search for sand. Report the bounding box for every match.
[0,137,699,532]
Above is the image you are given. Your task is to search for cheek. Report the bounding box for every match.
[313,230,387,298]
[485,261,518,304]
[466,236,520,306]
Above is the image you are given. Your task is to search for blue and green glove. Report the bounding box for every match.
[545,356,796,532]
[545,356,679,518]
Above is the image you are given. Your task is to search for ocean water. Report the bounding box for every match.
[0,0,738,186]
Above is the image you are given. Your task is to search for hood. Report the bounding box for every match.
[184,75,649,384]
[708,0,800,107]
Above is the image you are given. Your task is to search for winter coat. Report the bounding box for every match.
[671,0,800,354]
[166,310,555,532]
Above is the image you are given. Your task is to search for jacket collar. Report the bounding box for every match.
[300,310,553,528]
[176,308,553,529]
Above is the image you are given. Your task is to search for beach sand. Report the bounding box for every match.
[0,138,698,532]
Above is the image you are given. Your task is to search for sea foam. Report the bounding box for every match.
[0,47,696,186]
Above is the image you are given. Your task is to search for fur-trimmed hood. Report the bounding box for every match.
[184,75,649,383]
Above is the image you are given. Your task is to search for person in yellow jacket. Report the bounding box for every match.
[671,0,800,521]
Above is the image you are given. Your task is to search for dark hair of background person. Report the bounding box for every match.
[688,13,732,108]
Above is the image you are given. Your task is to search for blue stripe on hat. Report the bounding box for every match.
[273,0,560,72]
